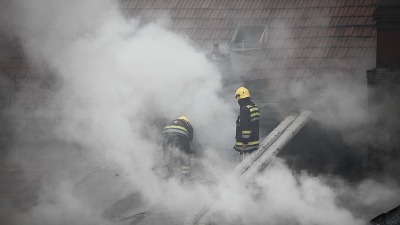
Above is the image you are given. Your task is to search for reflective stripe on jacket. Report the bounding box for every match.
[234,141,260,151]
[163,125,188,137]
[163,119,194,142]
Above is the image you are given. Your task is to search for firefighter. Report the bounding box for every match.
[162,116,194,181]
[234,87,261,162]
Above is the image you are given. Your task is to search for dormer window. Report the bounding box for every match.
[230,25,266,54]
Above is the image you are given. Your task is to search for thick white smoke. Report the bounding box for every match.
[4,0,235,223]
[1,0,399,225]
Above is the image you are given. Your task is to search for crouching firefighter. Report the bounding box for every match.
[162,116,195,181]
[234,87,261,162]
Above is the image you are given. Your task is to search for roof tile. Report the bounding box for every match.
[169,0,179,8]
[185,0,195,8]
[201,0,212,9]
[339,6,349,16]
[236,0,249,9]
[313,48,325,57]
[244,0,254,9]
[365,6,374,15]
[231,0,242,9]
[182,19,192,28]
[0,0,379,91]
[316,38,326,47]
[137,0,147,8]
[355,6,366,16]
[209,9,218,18]
[348,6,357,16]
[301,38,312,48]
[191,0,200,8]
[196,9,205,18]
[151,0,163,8]
[127,0,137,8]
[143,0,154,8]
[223,0,232,9]
[187,9,196,17]
[255,0,264,9]
[371,28,377,36]
[351,27,362,36]
[343,27,354,36]
[120,0,129,9]
[266,0,277,8]
[356,16,368,26]
[176,9,186,18]
[216,9,225,18]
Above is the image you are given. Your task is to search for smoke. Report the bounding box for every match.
[276,58,400,180]
[284,76,370,147]
[265,18,400,179]
[205,160,395,225]
[2,0,234,223]
[1,0,399,225]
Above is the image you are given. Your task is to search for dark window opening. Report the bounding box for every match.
[230,25,266,53]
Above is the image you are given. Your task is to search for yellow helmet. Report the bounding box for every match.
[235,87,250,100]
[178,116,190,123]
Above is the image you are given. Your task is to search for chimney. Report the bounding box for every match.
[366,0,400,174]
[212,43,221,56]
[374,1,400,69]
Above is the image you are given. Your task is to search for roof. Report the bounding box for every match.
[0,0,377,110]
[119,0,377,87]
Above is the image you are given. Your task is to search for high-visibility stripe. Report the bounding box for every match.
[163,125,188,137]
[251,112,261,117]
[242,130,252,139]
[164,125,188,133]
[163,129,188,136]
[235,141,260,146]
[237,145,259,151]
[235,141,259,151]
[181,165,191,174]
[250,107,259,112]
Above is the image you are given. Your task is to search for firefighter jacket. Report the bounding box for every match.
[163,119,194,154]
[234,97,260,152]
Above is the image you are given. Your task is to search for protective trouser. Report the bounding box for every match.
[238,151,251,163]
[163,135,192,182]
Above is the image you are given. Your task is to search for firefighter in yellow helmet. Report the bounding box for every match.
[234,87,261,161]
[162,116,194,181]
